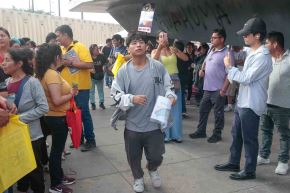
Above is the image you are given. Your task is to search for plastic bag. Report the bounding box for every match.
[112,53,126,77]
[66,98,82,148]
[0,115,36,192]
[150,96,172,131]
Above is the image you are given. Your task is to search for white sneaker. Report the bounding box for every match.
[149,170,161,188]
[224,105,233,112]
[275,162,289,175]
[133,178,144,193]
[257,155,270,165]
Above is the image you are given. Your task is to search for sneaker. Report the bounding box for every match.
[49,184,73,193]
[81,141,96,152]
[257,155,270,165]
[224,105,233,112]
[99,102,106,110]
[91,103,96,110]
[182,113,189,118]
[149,170,161,188]
[189,131,207,139]
[62,175,76,185]
[275,161,289,175]
[133,178,144,193]
[207,134,222,143]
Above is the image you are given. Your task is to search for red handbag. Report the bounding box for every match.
[66,98,82,148]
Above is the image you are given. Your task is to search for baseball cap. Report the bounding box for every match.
[237,17,266,36]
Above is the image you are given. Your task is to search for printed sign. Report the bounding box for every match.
[138,3,155,33]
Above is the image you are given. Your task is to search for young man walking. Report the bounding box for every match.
[111,32,176,192]
[215,17,272,180]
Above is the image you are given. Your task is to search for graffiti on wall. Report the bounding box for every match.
[155,0,242,33]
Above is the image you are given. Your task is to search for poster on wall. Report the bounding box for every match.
[138,3,155,33]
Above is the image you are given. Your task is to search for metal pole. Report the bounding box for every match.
[49,0,52,15]
[58,0,61,17]
[31,0,34,12]
[81,12,84,20]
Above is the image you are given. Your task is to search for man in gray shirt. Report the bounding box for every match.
[111,32,176,193]
[257,31,290,175]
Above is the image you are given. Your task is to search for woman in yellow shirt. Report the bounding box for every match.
[35,43,78,193]
[152,31,188,143]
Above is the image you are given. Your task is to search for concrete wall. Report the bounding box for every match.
[0,9,123,47]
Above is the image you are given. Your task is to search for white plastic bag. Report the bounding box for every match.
[150,96,172,130]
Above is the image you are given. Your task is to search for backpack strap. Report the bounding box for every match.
[15,76,30,108]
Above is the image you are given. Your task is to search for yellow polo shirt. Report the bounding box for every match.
[60,41,92,90]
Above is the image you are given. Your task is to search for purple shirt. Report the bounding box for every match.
[203,47,233,91]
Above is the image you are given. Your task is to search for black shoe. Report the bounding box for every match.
[230,170,256,180]
[189,131,207,139]
[207,134,222,143]
[81,142,96,152]
[91,103,96,110]
[214,163,240,172]
[172,139,183,143]
[99,102,106,110]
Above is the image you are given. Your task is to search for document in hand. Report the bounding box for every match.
[63,49,80,74]
[150,96,172,130]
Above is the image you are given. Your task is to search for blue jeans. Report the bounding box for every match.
[74,90,95,143]
[165,89,183,141]
[104,72,113,87]
[89,78,105,104]
[229,107,260,173]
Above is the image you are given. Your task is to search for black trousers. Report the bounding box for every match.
[44,116,68,187]
[196,90,225,135]
[17,138,45,193]
[124,129,165,179]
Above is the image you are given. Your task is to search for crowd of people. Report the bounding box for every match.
[1,15,290,193]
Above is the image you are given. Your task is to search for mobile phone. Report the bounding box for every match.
[163,33,168,42]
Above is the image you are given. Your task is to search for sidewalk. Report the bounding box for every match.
[45,88,290,193]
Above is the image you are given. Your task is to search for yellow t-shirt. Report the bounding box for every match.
[60,41,93,90]
[160,55,178,75]
[42,69,71,116]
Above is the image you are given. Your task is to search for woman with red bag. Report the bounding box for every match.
[35,43,78,193]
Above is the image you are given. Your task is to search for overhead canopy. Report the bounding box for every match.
[70,0,290,47]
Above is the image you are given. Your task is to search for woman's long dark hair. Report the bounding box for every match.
[35,43,62,80]
[8,48,34,75]
[0,27,11,39]
[89,44,98,58]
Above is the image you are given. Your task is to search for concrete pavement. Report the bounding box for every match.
[44,88,290,193]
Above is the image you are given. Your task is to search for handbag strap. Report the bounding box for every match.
[15,76,30,108]
[69,98,77,112]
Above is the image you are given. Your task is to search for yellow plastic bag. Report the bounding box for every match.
[112,53,126,77]
[0,115,36,192]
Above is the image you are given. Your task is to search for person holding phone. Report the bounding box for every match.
[189,29,233,143]
[152,30,188,143]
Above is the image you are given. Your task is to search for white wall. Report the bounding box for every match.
[0,8,123,46]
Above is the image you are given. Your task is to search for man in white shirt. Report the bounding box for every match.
[257,31,290,175]
[214,17,272,180]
